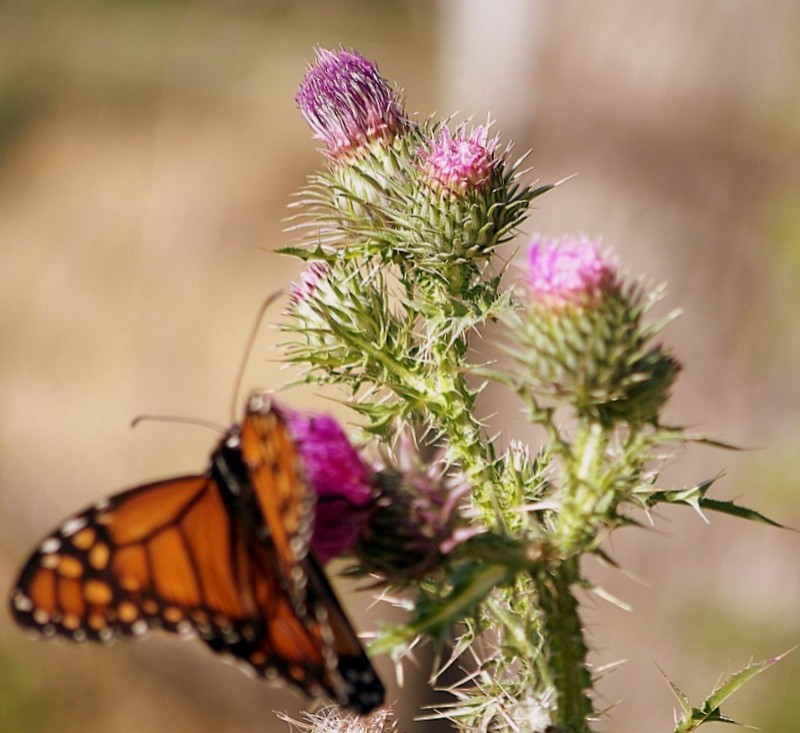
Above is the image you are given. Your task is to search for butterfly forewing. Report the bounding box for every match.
[10,476,254,642]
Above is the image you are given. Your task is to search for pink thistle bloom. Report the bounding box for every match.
[278,405,374,563]
[527,234,618,304]
[287,261,330,308]
[424,125,498,192]
[296,47,406,159]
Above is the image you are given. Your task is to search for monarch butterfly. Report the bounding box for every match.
[9,391,384,714]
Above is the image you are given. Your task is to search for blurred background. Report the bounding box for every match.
[1,2,799,731]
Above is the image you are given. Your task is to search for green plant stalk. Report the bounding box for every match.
[423,328,601,728]
[535,560,593,732]
[554,420,609,557]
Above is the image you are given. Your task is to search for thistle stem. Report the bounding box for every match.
[535,561,594,732]
[555,420,608,556]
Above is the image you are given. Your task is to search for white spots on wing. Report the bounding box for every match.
[60,516,87,538]
[176,620,194,637]
[12,592,33,613]
[39,537,60,555]
[221,629,240,644]
[131,619,149,636]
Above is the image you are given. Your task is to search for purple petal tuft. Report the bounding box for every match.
[296,47,406,158]
[424,125,498,192]
[527,234,617,304]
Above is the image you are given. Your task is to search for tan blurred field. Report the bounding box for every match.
[1,2,799,732]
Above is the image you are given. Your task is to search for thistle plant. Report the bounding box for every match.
[279,47,785,733]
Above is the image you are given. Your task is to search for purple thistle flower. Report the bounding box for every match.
[423,125,498,192]
[527,234,617,305]
[296,47,407,159]
[278,405,374,563]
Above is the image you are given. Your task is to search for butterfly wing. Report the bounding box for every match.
[302,552,386,714]
[237,393,316,589]
[9,475,260,642]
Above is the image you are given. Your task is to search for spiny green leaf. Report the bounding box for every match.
[704,649,794,711]
[698,498,785,528]
[656,664,691,718]
[368,563,513,657]
[666,649,793,732]
[642,475,785,528]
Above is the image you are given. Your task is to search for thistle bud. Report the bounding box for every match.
[296,47,407,161]
[355,434,479,582]
[278,405,374,563]
[285,261,340,353]
[512,234,680,424]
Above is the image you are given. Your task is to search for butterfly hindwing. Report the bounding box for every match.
[303,552,386,714]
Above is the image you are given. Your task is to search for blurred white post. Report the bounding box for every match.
[436,0,550,135]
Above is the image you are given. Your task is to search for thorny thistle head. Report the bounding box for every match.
[527,233,618,304]
[277,706,397,733]
[423,124,498,194]
[288,260,331,313]
[508,233,680,425]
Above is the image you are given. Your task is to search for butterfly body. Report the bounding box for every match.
[10,393,384,714]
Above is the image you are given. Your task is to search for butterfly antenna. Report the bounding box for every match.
[130,414,227,433]
[230,289,283,424]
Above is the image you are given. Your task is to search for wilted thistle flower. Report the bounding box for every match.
[355,433,479,582]
[277,404,374,563]
[512,233,680,424]
[423,124,498,193]
[296,47,407,161]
